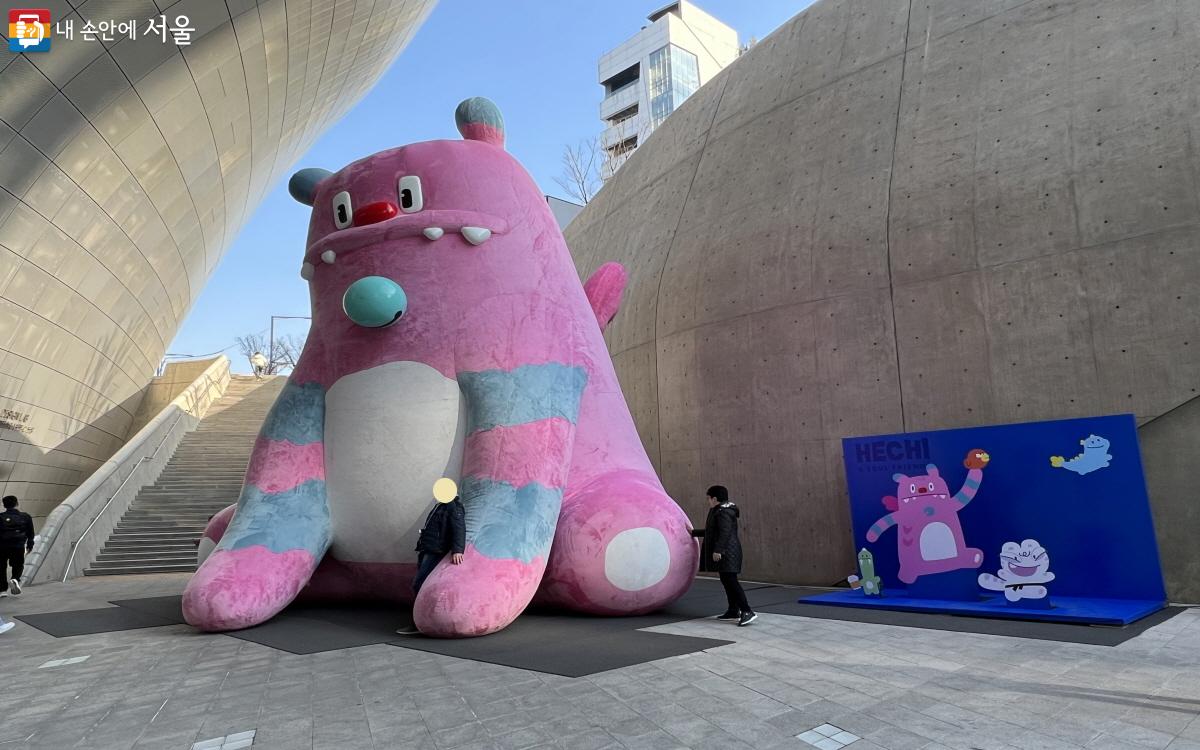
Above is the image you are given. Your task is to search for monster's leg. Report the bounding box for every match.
[196,504,236,566]
[536,470,697,615]
[182,380,329,631]
[412,364,587,637]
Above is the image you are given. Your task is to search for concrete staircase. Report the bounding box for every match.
[85,375,285,576]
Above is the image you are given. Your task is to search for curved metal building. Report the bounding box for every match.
[0,0,435,523]
[566,0,1200,597]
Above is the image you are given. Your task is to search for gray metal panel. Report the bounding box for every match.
[0,0,437,522]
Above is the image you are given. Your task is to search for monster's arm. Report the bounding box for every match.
[865,513,897,543]
[413,363,588,636]
[582,262,626,332]
[182,378,330,631]
[215,380,330,555]
[954,448,990,507]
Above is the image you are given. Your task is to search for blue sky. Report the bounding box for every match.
[168,1,815,371]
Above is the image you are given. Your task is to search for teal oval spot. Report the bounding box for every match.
[342,276,407,328]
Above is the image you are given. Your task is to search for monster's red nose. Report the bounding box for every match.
[917,487,928,494]
[354,201,398,226]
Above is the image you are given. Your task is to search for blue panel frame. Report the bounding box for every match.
[817,414,1167,625]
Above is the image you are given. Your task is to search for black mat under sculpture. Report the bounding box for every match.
[14,579,1178,672]
[15,606,180,637]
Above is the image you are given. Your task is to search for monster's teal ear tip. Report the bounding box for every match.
[455,97,505,148]
[289,167,332,206]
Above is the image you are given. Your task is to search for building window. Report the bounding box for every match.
[603,63,640,96]
[607,135,638,158]
[608,104,638,126]
[646,45,700,129]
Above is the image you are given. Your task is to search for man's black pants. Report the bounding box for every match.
[412,551,444,594]
[719,571,751,614]
[0,545,25,590]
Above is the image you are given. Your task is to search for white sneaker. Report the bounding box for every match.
[0,621,13,634]
[9,578,20,595]
[394,625,421,635]
[0,590,8,598]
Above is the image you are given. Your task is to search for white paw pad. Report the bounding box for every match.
[604,527,670,591]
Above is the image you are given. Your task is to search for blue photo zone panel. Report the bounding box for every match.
[801,414,1166,625]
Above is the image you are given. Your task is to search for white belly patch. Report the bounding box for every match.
[324,361,466,563]
[919,522,957,561]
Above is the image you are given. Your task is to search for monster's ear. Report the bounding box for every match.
[455,97,505,148]
[926,464,940,477]
[892,473,908,483]
[288,168,332,206]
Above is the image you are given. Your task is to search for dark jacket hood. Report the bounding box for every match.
[717,502,739,518]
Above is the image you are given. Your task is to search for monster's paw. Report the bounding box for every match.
[182,546,318,631]
[897,566,917,585]
[963,448,990,470]
[196,504,237,566]
[412,547,545,637]
[537,471,698,615]
[1004,586,1023,602]
[964,547,984,566]
[865,530,881,543]
[978,573,1005,591]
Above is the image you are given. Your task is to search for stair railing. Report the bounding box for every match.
[61,410,187,582]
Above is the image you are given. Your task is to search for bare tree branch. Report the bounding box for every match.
[234,332,306,375]
[554,138,601,204]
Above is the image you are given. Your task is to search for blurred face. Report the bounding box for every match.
[707,495,718,507]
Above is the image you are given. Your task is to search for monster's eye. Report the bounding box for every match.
[928,483,935,491]
[332,191,353,229]
[909,483,916,493]
[398,175,423,213]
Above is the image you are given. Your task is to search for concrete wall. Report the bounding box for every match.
[566,0,1200,593]
[0,0,436,526]
[126,357,231,439]
[25,356,231,584]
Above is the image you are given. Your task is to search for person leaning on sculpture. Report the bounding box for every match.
[397,479,466,635]
[249,351,269,379]
[690,485,757,626]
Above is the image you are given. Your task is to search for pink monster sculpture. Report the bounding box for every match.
[182,98,698,637]
[864,449,990,584]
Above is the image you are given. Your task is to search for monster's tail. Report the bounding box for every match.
[1049,455,1065,468]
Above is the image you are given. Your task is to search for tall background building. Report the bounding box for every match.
[0,0,435,525]
[597,1,737,180]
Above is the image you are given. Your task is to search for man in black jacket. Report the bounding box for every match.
[413,493,466,593]
[397,491,467,635]
[691,485,756,626]
[0,495,35,596]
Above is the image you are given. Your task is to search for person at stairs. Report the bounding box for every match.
[396,481,466,635]
[250,351,269,379]
[0,495,35,596]
[691,485,757,626]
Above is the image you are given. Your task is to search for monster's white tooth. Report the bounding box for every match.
[321,250,336,264]
[423,227,444,240]
[300,262,315,280]
[461,226,491,245]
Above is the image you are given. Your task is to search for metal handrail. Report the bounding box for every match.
[60,411,187,582]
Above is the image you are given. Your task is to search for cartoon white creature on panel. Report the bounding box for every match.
[978,539,1055,602]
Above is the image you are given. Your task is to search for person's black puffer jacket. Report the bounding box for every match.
[415,499,466,555]
[699,502,742,574]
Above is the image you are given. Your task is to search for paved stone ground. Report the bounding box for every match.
[1,574,1199,750]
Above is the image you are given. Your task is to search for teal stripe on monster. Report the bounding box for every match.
[261,381,325,445]
[963,477,980,490]
[458,364,587,434]
[459,476,561,564]
[222,480,331,555]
